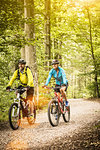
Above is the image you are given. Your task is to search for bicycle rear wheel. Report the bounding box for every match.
[9,103,21,130]
[27,103,36,125]
[48,99,60,127]
[62,105,70,122]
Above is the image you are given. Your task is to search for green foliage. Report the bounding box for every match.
[0,0,23,121]
[87,82,97,98]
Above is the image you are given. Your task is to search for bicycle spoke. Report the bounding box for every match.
[9,103,21,130]
[62,105,70,122]
[48,100,59,126]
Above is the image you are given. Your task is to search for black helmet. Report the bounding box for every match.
[18,59,26,64]
[51,59,59,65]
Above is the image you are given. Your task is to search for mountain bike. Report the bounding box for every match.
[47,86,70,127]
[9,87,36,130]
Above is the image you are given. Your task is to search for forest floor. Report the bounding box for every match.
[0,98,100,150]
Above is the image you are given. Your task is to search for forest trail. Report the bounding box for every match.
[0,99,100,150]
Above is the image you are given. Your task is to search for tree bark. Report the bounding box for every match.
[24,0,38,98]
[52,2,62,64]
[44,0,51,69]
[87,8,100,98]
[21,48,25,59]
[17,0,25,60]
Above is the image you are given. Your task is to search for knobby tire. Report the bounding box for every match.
[48,99,60,127]
[62,105,70,122]
[9,103,21,130]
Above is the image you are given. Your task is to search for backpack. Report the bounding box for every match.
[17,66,33,80]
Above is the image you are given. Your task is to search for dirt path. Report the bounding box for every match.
[0,99,100,150]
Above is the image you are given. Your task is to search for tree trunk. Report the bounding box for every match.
[24,0,38,99]
[17,0,25,60]
[21,48,25,59]
[87,8,100,98]
[52,2,62,64]
[44,0,51,69]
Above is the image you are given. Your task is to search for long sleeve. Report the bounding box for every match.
[7,70,18,87]
[62,69,68,85]
[45,69,53,86]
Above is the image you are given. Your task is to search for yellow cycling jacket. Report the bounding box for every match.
[8,67,34,87]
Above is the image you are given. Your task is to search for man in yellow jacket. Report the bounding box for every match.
[6,59,34,116]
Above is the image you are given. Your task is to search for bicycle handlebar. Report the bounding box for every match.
[9,89,16,92]
[9,87,26,93]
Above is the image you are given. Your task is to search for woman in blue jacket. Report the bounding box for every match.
[43,59,69,106]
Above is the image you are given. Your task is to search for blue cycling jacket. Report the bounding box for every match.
[45,67,68,86]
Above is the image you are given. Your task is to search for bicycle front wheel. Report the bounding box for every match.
[62,105,70,122]
[9,103,21,130]
[48,99,60,127]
